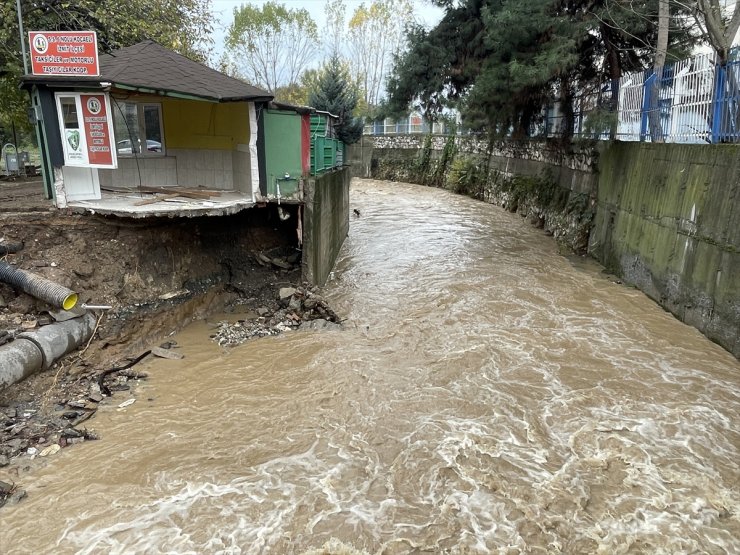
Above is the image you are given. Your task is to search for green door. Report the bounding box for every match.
[264,110,302,198]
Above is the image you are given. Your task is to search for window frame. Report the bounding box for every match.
[112,101,166,158]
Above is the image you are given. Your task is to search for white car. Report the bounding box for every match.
[117,139,162,154]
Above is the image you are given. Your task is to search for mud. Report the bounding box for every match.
[1,179,736,554]
[0,180,313,484]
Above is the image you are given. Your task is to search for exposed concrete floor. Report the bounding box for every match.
[68,190,255,218]
[0,178,258,218]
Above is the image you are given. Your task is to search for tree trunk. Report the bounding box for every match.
[560,77,575,145]
[601,24,622,140]
[697,0,740,67]
[649,0,669,143]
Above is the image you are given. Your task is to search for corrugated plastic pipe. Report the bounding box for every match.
[0,261,78,310]
[0,313,96,389]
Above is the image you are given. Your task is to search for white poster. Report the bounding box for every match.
[64,128,84,163]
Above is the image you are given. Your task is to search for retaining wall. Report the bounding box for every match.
[349,135,598,194]
[303,168,350,286]
[591,142,739,357]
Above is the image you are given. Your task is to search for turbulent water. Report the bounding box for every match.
[2,179,739,554]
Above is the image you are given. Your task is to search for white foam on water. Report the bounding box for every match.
[3,179,738,554]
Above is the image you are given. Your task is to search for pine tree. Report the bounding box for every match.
[309,56,364,144]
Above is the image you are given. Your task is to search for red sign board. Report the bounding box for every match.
[29,31,99,77]
[80,94,114,167]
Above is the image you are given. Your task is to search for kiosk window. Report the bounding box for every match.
[113,102,164,156]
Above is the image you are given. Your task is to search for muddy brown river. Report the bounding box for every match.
[2,179,739,554]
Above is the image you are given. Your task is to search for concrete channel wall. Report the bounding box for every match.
[349,136,739,356]
[303,167,350,286]
[591,143,739,357]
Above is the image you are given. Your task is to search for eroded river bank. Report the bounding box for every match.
[1,178,739,554]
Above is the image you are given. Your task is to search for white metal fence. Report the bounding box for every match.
[613,52,718,143]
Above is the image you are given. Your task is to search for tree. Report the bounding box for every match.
[347,0,413,108]
[308,56,363,144]
[694,0,740,65]
[648,0,670,142]
[384,24,450,122]
[0,0,213,135]
[225,1,318,93]
[384,0,490,123]
[323,0,347,58]
[385,0,696,142]
[272,69,323,105]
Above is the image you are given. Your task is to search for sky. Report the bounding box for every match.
[209,0,444,61]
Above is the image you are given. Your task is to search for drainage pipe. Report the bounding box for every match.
[0,313,96,389]
[0,261,78,310]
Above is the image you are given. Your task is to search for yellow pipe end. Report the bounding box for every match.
[62,293,78,311]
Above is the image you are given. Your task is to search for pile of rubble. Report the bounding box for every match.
[212,286,342,347]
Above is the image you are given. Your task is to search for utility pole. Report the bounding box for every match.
[16,0,29,74]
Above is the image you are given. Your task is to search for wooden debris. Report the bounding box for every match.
[133,193,180,206]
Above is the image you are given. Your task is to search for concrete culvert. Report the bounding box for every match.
[0,313,96,389]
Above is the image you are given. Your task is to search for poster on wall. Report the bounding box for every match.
[64,128,84,163]
[55,92,117,169]
[80,94,114,167]
[29,31,99,76]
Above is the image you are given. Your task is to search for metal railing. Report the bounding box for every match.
[363,119,460,136]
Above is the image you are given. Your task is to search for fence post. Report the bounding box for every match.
[711,63,726,144]
[609,78,619,140]
[640,72,655,141]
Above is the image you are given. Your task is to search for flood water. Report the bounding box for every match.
[2,178,739,554]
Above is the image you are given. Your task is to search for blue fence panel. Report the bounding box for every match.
[712,60,740,143]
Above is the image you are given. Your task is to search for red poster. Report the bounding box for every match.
[29,31,99,76]
[80,94,114,167]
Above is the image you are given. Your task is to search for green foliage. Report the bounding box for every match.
[1,0,213,135]
[308,56,363,144]
[386,0,698,142]
[416,133,433,178]
[385,0,489,121]
[582,107,618,139]
[274,83,309,106]
[447,156,486,199]
[497,170,566,213]
[432,130,457,185]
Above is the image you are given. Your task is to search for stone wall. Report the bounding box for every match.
[349,135,598,183]
[348,135,599,253]
[591,142,740,357]
[302,168,350,286]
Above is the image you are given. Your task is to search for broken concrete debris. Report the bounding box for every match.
[0,356,151,481]
[0,479,26,508]
[213,285,341,347]
[150,346,185,360]
[278,287,297,303]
